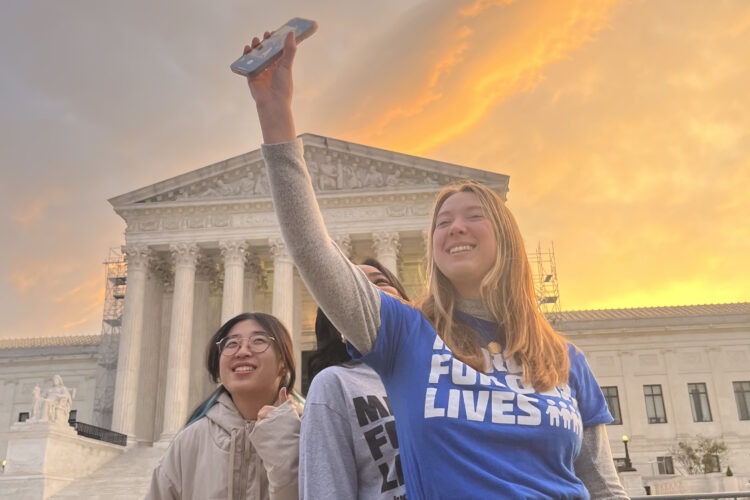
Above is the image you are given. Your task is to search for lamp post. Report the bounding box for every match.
[621,435,636,471]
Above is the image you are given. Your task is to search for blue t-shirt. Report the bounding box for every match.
[349,291,612,500]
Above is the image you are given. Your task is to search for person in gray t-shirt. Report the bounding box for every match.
[300,259,408,500]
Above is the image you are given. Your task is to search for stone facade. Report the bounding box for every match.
[555,303,750,482]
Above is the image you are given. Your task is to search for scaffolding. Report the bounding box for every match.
[528,241,561,318]
[101,247,127,335]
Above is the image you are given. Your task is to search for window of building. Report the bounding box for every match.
[703,454,720,473]
[601,386,623,425]
[644,384,667,423]
[688,383,712,422]
[657,456,674,475]
[68,409,78,425]
[18,412,29,423]
[734,381,750,421]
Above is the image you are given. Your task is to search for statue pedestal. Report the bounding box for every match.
[619,471,646,497]
[0,421,124,499]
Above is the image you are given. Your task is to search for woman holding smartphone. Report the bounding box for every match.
[147,312,302,500]
[301,259,409,500]
[244,32,627,500]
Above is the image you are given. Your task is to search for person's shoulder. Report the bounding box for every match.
[379,289,428,323]
[156,417,212,472]
[173,416,212,446]
[566,342,591,361]
[379,289,416,309]
[307,363,378,401]
[307,365,349,396]
[565,342,600,385]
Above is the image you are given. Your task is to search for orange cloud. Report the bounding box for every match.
[10,190,65,229]
[8,269,39,292]
[11,199,48,229]
[460,0,517,18]
[407,0,750,310]
[323,0,623,155]
[3,263,105,337]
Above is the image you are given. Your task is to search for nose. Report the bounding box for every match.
[449,217,467,235]
[235,338,255,356]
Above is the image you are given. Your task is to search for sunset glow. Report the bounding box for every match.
[1,0,748,338]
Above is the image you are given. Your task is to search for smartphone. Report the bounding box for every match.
[231,18,318,78]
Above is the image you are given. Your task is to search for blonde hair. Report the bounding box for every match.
[419,180,569,392]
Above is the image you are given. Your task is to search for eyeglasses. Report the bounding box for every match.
[216,335,275,356]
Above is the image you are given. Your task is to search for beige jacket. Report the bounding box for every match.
[147,392,301,500]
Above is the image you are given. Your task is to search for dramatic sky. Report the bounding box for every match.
[2,0,748,339]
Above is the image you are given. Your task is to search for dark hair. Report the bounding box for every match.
[306,309,351,384]
[360,258,410,303]
[186,312,297,426]
[305,259,410,385]
[185,386,226,426]
[207,312,296,392]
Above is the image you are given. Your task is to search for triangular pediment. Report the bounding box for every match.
[109,133,509,209]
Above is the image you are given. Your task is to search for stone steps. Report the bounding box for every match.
[50,446,165,499]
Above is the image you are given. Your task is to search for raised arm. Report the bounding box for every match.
[245,32,381,353]
[245,32,296,144]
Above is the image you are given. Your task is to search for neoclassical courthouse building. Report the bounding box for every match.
[1,134,748,496]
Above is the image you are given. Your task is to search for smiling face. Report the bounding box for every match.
[218,319,285,403]
[432,191,498,298]
[358,264,403,299]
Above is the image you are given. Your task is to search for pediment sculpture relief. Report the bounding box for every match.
[137,151,452,204]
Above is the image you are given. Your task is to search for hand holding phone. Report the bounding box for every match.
[231,18,317,78]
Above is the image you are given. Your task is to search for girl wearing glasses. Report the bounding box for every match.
[243,32,627,499]
[300,259,409,500]
[147,312,302,500]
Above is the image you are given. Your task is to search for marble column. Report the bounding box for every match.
[270,238,294,332]
[112,244,151,440]
[220,240,248,323]
[154,278,174,442]
[333,233,353,260]
[190,258,213,412]
[243,254,258,313]
[271,238,301,390]
[243,277,255,312]
[160,242,199,441]
[372,231,400,278]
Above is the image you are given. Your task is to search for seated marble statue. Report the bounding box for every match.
[28,375,76,425]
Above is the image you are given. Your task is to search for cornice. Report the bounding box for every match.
[115,190,439,218]
[560,322,750,342]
